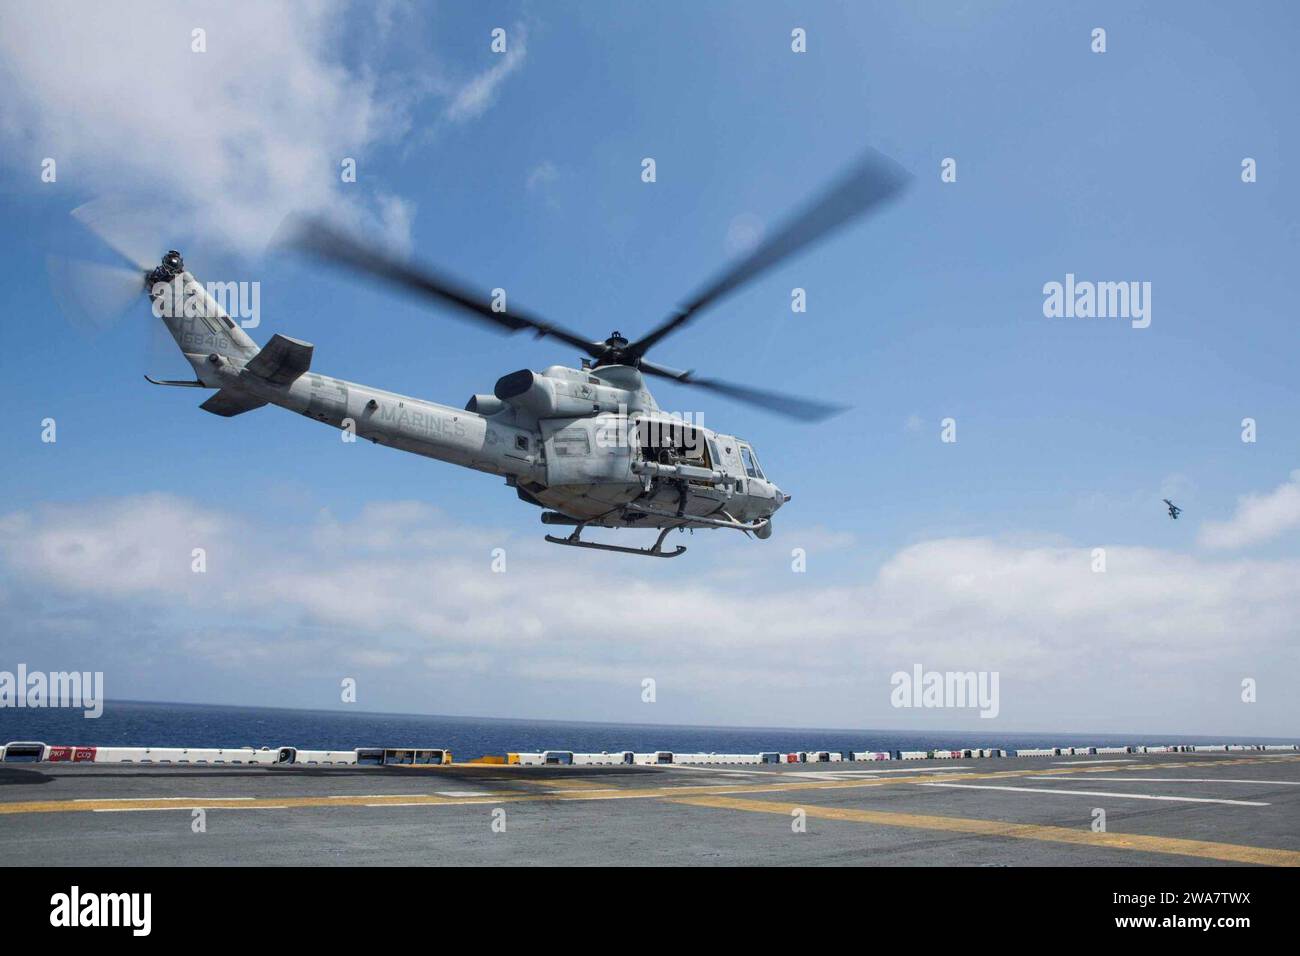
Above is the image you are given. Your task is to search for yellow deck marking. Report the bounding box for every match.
[93,805,290,812]
[665,795,1300,866]
[4,756,1298,866]
[523,778,617,791]
[2,755,1295,820]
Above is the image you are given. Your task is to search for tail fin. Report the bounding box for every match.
[145,257,316,411]
[149,268,259,384]
[244,333,313,385]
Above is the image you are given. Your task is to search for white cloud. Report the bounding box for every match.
[1199,469,1300,550]
[724,213,764,256]
[786,525,856,552]
[0,1,414,251]
[0,3,526,255]
[526,161,558,191]
[0,493,226,598]
[444,25,527,123]
[1,493,1297,731]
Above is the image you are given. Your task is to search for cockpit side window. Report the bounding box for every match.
[707,438,722,471]
[740,445,763,479]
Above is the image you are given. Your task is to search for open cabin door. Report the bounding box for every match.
[636,418,713,469]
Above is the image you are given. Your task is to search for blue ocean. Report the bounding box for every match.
[0,700,1292,756]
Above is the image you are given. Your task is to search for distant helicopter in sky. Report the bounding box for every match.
[1162,499,1182,520]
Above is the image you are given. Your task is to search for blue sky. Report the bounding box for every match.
[0,1,1297,736]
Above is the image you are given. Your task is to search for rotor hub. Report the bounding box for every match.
[595,330,632,367]
[147,250,185,286]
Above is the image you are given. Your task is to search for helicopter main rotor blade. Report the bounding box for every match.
[626,148,911,361]
[281,215,605,357]
[640,359,848,422]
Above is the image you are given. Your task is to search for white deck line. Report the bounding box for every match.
[920,782,1269,806]
[1036,775,1300,786]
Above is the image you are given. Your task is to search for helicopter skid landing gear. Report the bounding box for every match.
[544,525,686,558]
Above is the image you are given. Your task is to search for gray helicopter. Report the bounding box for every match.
[72,151,909,557]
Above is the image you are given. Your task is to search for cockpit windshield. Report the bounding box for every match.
[740,444,764,480]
